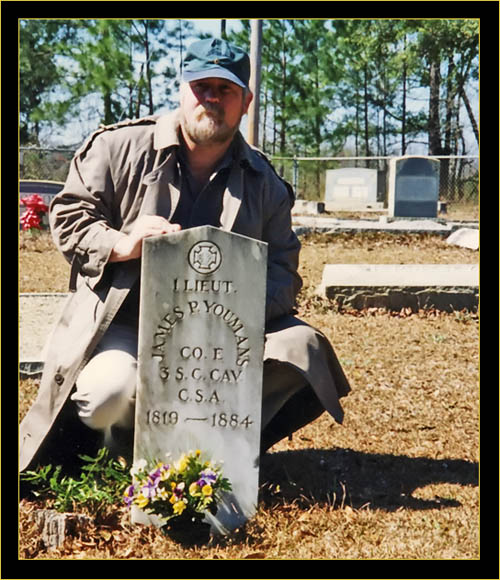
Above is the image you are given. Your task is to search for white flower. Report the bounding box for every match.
[131,458,147,476]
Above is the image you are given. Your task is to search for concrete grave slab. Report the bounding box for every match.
[317,264,478,311]
[19,293,70,375]
[292,216,453,236]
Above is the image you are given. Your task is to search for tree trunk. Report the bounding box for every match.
[363,64,370,166]
[401,48,407,154]
[460,87,479,146]
[103,91,114,125]
[355,93,360,157]
[278,24,287,176]
[144,22,154,115]
[428,58,442,155]
[32,509,93,550]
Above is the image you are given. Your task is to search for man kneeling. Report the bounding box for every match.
[20,38,350,472]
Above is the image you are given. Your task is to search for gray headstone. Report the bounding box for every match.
[388,156,440,218]
[324,167,381,210]
[133,226,267,534]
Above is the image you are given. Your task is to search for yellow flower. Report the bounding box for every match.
[201,484,213,496]
[169,493,177,504]
[175,454,188,472]
[173,500,187,515]
[189,482,200,496]
[135,493,149,509]
[195,449,201,457]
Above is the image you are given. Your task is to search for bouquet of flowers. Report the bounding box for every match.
[20,194,49,231]
[124,450,232,526]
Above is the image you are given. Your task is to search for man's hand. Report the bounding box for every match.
[109,215,181,262]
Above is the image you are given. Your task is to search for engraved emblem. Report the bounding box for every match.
[188,241,222,274]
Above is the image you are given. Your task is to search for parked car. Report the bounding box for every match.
[19,180,64,229]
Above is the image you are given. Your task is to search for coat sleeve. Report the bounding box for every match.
[49,130,127,287]
[262,174,303,323]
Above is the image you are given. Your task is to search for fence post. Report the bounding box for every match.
[293,155,298,197]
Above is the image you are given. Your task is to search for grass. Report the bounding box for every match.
[18,229,479,560]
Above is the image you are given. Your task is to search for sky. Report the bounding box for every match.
[186,18,242,37]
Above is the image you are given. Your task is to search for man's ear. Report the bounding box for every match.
[243,90,253,115]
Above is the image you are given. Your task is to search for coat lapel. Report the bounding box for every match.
[220,163,244,231]
[140,153,181,221]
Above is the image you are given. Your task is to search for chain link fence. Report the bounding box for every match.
[20,148,479,220]
[20,148,75,182]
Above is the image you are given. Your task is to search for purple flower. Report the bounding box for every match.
[141,475,160,499]
[123,484,135,507]
[149,468,162,484]
[197,468,217,487]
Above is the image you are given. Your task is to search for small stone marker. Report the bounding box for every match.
[446,228,479,250]
[133,226,267,534]
[291,199,325,215]
[388,156,440,218]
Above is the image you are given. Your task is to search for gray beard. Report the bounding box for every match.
[182,107,241,145]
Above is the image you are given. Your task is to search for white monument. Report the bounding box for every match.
[133,226,267,534]
[324,167,382,211]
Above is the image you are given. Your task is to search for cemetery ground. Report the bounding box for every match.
[19,229,479,560]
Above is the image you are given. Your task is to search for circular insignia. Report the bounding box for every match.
[188,241,222,275]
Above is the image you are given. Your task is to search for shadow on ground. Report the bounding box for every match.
[259,447,478,511]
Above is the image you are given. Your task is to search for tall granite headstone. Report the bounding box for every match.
[388,156,440,218]
[133,226,267,533]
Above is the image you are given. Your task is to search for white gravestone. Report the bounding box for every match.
[133,226,267,534]
[324,167,382,210]
[388,156,440,218]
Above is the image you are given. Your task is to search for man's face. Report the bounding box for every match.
[180,77,253,145]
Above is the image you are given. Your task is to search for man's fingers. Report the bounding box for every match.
[133,216,181,237]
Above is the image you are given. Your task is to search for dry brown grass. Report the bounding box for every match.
[18,229,479,560]
[20,231,70,292]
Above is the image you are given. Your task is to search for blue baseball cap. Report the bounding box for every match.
[182,38,250,89]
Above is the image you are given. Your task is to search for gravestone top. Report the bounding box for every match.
[133,225,267,534]
[388,156,440,218]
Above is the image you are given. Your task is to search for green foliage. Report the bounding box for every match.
[21,448,131,515]
[227,19,478,160]
[19,19,197,144]
[19,19,79,144]
[20,18,478,159]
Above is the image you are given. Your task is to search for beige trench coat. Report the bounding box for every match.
[20,111,350,471]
